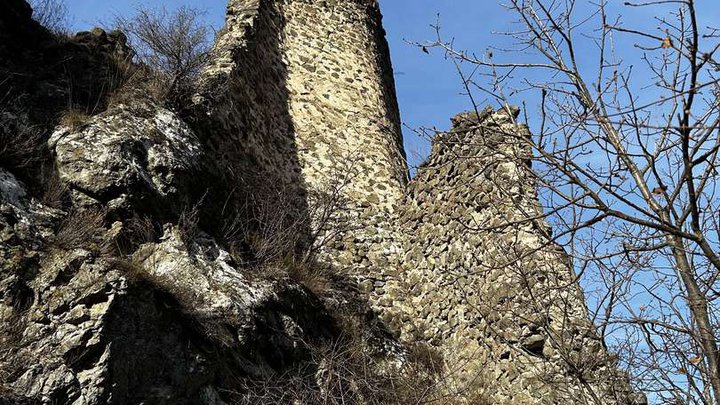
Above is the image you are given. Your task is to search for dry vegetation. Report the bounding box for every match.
[0,319,28,400]
[40,169,69,210]
[57,110,90,131]
[115,214,157,254]
[0,120,44,173]
[0,280,33,400]
[112,5,211,108]
[52,208,110,254]
[226,321,446,405]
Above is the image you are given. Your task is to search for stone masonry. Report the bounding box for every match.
[283,0,409,285]
[394,108,637,402]
[196,1,639,403]
[0,0,639,402]
[195,0,409,296]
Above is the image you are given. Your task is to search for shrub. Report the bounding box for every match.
[221,181,309,268]
[225,327,444,405]
[112,6,212,107]
[28,0,70,35]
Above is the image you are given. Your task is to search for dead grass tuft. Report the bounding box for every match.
[280,256,331,296]
[0,122,44,171]
[53,208,109,254]
[58,110,91,131]
[0,308,31,398]
[178,201,202,249]
[40,169,69,209]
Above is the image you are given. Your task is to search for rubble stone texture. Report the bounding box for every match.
[395,108,636,402]
[195,1,636,402]
[0,0,643,403]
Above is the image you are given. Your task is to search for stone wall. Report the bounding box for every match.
[193,0,307,229]
[280,0,409,310]
[195,0,409,284]
[390,107,636,403]
[196,3,637,402]
[283,0,407,210]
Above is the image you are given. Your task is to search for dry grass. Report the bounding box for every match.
[123,215,156,247]
[58,110,91,131]
[105,64,168,111]
[285,259,331,296]
[225,330,445,405]
[52,208,109,254]
[40,170,69,209]
[0,308,31,399]
[222,308,445,404]
[0,122,44,171]
[178,201,202,249]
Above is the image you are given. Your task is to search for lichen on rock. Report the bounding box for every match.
[49,103,204,212]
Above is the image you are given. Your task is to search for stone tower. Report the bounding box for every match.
[191,1,639,403]
[194,0,408,277]
[281,0,410,280]
[283,0,408,210]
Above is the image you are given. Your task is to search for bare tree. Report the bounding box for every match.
[417,0,720,403]
[28,0,69,35]
[113,6,211,106]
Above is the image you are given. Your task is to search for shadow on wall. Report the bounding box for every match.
[187,0,313,259]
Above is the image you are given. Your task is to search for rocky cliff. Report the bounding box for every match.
[0,0,642,404]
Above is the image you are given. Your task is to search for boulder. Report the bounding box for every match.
[50,104,204,214]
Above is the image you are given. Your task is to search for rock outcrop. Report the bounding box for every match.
[49,104,204,213]
[0,136,342,404]
[0,0,642,404]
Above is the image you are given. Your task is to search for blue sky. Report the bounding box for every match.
[62,0,497,169]
[59,0,720,170]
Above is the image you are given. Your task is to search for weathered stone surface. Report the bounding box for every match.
[1,0,641,404]
[387,108,637,403]
[0,174,337,404]
[49,104,203,212]
[132,225,276,321]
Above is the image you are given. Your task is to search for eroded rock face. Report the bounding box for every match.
[0,176,337,404]
[0,2,374,403]
[49,104,204,213]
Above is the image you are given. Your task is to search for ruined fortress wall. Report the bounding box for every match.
[196,0,408,211]
[195,2,634,402]
[194,0,305,208]
[195,0,408,273]
[280,0,409,279]
[282,0,407,210]
[395,108,631,403]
